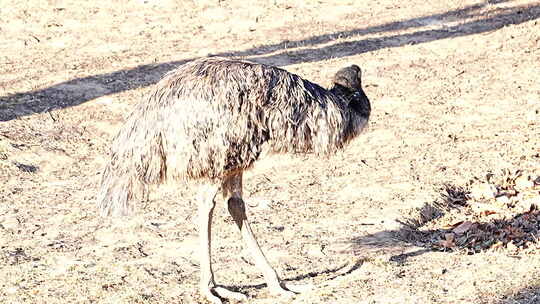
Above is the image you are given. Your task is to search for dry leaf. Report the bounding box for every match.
[479,210,497,216]
[515,175,534,191]
[491,241,504,250]
[444,221,464,229]
[505,226,525,239]
[506,241,518,251]
[470,183,497,200]
[453,221,474,234]
[439,233,456,248]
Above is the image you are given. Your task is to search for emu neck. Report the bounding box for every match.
[329,84,359,103]
[330,84,371,119]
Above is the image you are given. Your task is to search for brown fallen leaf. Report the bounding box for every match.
[505,226,525,239]
[453,221,475,235]
[444,221,464,229]
[480,210,497,216]
[439,233,456,249]
[491,241,504,250]
[470,183,497,200]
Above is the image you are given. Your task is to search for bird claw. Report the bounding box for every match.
[213,286,248,301]
[283,282,314,293]
[201,285,248,303]
[268,282,313,297]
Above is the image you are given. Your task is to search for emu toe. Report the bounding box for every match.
[267,283,296,298]
[282,282,314,293]
[202,285,248,304]
[268,281,313,298]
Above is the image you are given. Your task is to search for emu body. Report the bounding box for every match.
[98,57,371,303]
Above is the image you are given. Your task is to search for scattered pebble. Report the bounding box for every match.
[470,183,497,200]
[495,195,510,204]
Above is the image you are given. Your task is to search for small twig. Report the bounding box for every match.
[360,159,373,168]
[137,242,149,257]
[48,111,57,122]
[31,225,42,235]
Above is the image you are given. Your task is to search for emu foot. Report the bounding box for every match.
[268,282,313,298]
[201,285,247,304]
[282,282,314,293]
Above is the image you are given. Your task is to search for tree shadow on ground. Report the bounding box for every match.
[2,1,539,121]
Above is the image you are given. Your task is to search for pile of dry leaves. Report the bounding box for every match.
[400,170,540,254]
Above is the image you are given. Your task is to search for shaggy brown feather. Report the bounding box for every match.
[97,57,370,216]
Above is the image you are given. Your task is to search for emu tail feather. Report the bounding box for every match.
[97,159,148,217]
[97,109,167,217]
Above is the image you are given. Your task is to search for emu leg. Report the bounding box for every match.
[222,172,296,297]
[198,184,248,303]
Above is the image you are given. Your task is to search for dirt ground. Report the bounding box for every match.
[1,0,540,303]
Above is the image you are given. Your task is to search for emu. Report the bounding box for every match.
[97,57,371,303]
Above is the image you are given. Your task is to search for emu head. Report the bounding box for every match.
[332,65,371,118]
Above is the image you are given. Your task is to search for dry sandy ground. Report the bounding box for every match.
[1,0,540,303]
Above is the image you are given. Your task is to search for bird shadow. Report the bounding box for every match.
[2,1,539,121]
[222,258,364,293]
